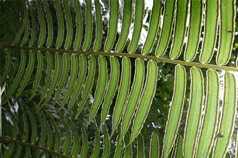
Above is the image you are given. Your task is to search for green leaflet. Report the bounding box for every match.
[42,0,53,48]
[71,129,81,157]
[104,0,119,52]
[102,125,110,158]
[213,72,237,157]
[111,57,131,136]
[155,0,176,57]
[81,129,88,158]
[130,60,158,144]
[68,54,87,110]
[196,70,219,158]
[137,134,145,158]
[44,53,61,104]
[216,0,235,65]
[11,14,26,45]
[73,0,83,50]
[28,1,36,47]
[53,53,70,105]
[60,54,79,110]
[15,145,23,158]
[3,143,15,158]
[24,147,31,158]
[62,117,71,155]
[22,107,29,142]
[75,55,96,118]
[142,0,161,55]
[51,118,61,153]
[36,0,46,47]
[38,111,47,147]
[120,58,145,139]
[63,0,73,50]
[113,136,123,158]
[45,119,53,153]
[82,0,93,51]
[65,117,81,157]
[127,0,144,54]
[162,65,186,158]
[175,135,183,158]
[183,67,204,158]
[25,106,37,145]
[169,0,188,59]
[101,56,120,126]
[89,56,108,122]
[115,0,132,53]
[150,132,159,158]
[0,50,11,87]
[55,0,64,49]
[124,133,132,158]
[4,51,26,104]
[20,5,30,46]
[90,128,101,158]
[39,52,53,103]
[184,0,202,61]
[199,0,219,64]
[16,51,35,98]
[93,0,103,52]
[28,51,43,101]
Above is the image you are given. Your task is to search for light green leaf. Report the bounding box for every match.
[183,67,204,158]
[130,60,158,143]
[162,65,186,158]
[196,69,219,158]
[111,57,131,136]
[213,72,237,157]
[104,0,119,52]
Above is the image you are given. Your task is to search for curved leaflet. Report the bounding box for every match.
[184,0,202,61]
[162,65,186,158]
[68,54,87,110]
[104,0,119,52]
[142,0,161,55]
[102,125,110,158]
[216,0,235,65]
[93,0,103,52]
[60,54,79,109]
[199,0,219,64]
[89,56,108,122]
[111,57,131,136]
[183,67,204,158]
[196,69,219,158]
[90,128,101,158]
[155,0,176,57]
[120,58,145,139]
[53,53,70,105]
[150,132,160,158]
[130,60,158,144]
[169,0,188,59]
[115,0,132,53]
[82,0,93,51]
[101,56,120,126]
[213,72,237,157]
[63,0,73,50]
[76,55,96,118]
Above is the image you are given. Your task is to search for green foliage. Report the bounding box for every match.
[0,0,237,157]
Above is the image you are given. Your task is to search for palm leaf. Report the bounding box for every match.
[0,0,237,157]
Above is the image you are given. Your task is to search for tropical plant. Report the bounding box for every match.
[0,0,237,157]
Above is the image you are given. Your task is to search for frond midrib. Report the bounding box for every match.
[1,44,237,72]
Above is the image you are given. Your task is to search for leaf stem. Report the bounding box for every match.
[0,136,72,158]
[1,44,238,72]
